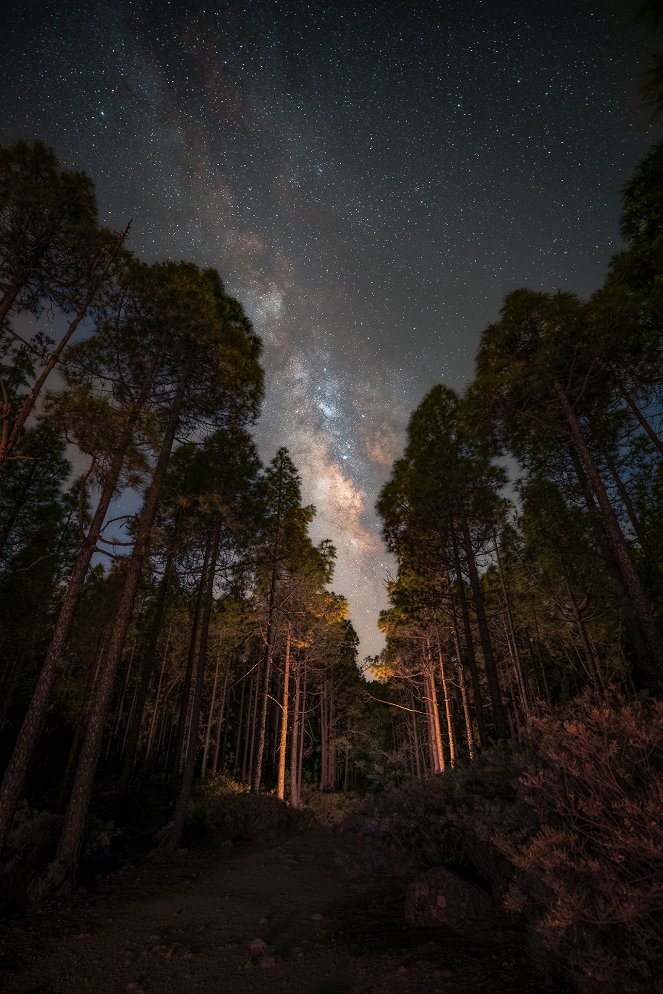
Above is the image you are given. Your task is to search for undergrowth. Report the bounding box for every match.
[361,696,663,994]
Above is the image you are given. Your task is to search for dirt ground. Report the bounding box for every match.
[0,826,543,994]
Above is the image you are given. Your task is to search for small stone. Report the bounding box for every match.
[311,913,324,922]
[397,966,407,975]
[250,938,267,953]
[258,917,269,925]
[221,839,233,848]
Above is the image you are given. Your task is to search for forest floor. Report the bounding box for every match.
[0,825,543,994]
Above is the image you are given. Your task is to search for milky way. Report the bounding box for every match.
[2,0,655,655]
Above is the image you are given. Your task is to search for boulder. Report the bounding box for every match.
[405,866,493,927]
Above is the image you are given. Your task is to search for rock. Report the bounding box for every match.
[259,954,276,968]
[404,866,493,927]
[250,938,268,953]
[311,913,324,922]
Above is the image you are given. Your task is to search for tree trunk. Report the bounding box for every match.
[556,381,663,687]
[121,544,177,783]
[436,644,456,767]
[0,340,165,855]
[449,536,487,745]
[165,516,221,851]
[615,375,663,459]
[171,535,211,783]
[458,509,507,738]
[210,664,229,775]
[277,625,291,801]
[37,362,189,896]
[424,646,445,773]
[289,663,301,808]
[145,627,171,758]
[0,229,128,465]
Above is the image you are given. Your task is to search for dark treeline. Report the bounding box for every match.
[0,141,369,901]
[374,138,663,772]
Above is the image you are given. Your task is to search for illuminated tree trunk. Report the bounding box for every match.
[277,624,291,801]
[289,662,302,808]
[424,646,445,774]
[437,645,456,767]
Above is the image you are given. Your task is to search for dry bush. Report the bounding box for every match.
[360,698,663,994]
[495,698,663,994]
[303,789,362,827]
[196,777,313,843]
[356,745,530,887]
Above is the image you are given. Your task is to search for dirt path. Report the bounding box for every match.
[0,827,541,994]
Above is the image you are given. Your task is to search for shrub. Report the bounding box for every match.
[303,789,362,827]
[193,776,313,843]
[496,697,663,994]
[0,803,63,914]
[361,697,663,994]
[356,743,530,887]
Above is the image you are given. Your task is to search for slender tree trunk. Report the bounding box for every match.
[210,665,229,775]
[437,645,456,767]
[458,509,507,738]
[410,703,423,778]
[146,628,171,758]
[202,649,222,777]
[277,625,291,801]
[165,517,221,851]
[556,382,663,686]
[602,448,654,560]
[449,539,487,745]
[121,546,177,783]
[527,626,551,706]
[493,530,529,722]
[38,363,189,895]
[245,668,259,784]
[425,646,445,773]
[615,375,663,459]
[290,663,301,808]
[233,675,247,779]
[561,568,604,695]
[297,663,307,802]
[0,229,128,466]
[0,344,164,855]
[172,536,211,782]
[456,656,476,760]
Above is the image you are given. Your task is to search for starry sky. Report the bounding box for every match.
[1,0,657,656]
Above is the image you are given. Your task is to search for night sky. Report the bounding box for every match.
[2,0,656,656]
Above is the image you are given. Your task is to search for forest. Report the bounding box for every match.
[0,133,662,993]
